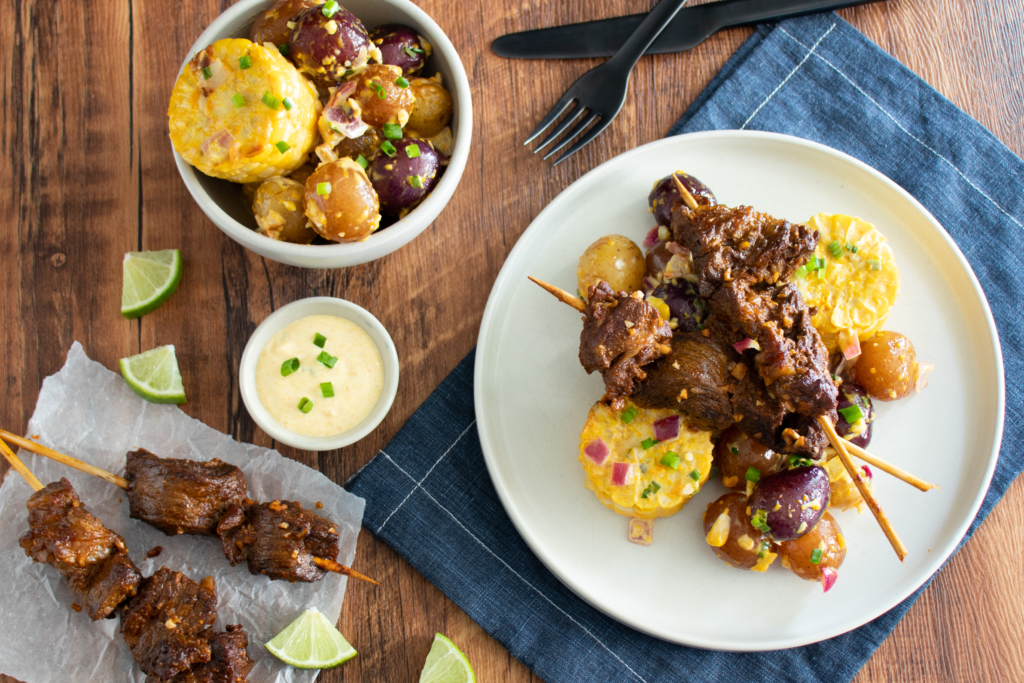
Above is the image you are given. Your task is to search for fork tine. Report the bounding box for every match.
[524,92,578,146]
[542,113,599,160]
[532,105,586,154]
[550,117,610,165]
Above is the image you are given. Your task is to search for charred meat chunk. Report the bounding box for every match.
[155,625,254,683]
[19,478,142,619]
[579,281,672,409]
[126,449,249,536]
[217,500,340,583]
[121,567,217,681]
[671,204,818,297]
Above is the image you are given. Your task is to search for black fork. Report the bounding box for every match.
[524,0,691,164]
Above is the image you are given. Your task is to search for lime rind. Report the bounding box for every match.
[419,633,475,683]
[121,249,183,319]
[119,345,187,404]
[265,607,357,670]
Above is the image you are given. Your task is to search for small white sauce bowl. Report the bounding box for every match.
[240,297,399,450]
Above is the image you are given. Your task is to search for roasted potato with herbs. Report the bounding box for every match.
[253,177,317,244]
[577,235,645,297]
[369,138,441,216]
[288,3,378,86]
[855,331,920,401]
[303,157,380,242]
[404,76,452,138]
[778,511,846,589]
[369,24,432,75]
[351,64,415,128]
[703,493,777,571]
[249,0,318,49]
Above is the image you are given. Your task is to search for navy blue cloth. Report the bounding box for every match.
[347,13,1023,682]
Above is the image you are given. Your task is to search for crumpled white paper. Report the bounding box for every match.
[0,342,366,683]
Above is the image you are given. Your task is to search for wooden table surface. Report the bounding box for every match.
[2,0,1022,681]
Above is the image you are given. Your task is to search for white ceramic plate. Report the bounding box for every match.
[474,131,1004,650]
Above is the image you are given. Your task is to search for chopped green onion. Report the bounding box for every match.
[868,259,882,270]
[298,397,314,413]
[730,445,739,455]
[316,351,338,368]
[280,357,300,376]
[640,437,657,450]
[793,264,808,279]
[641,481,662,499]
[231,93,246,108]
[380,140,397,157]
[322,0,339,17]
[839,403,865,423]
[620,406,638,424]
[404,46,425,58]
[828,240,844,259]
[382,122,402,139]
[320,382,335,398]
[262,91,280,109]
[709,465,719,480]
[343,69,355,79]
[789,455,813,468]
[405,143,421,158]
[355,154,368,169]
[810,548,823,564]
[660,451,680,469]
[846,242,858,253]
[201,66,212,80]
[689,469,701,481]
[282,96,295,111]
[408,175,423,189]
[239,55,251,69]
[313,333,327,348]
[316,182,332,196]
[807,255,826,271]
[757,541,770,558]
[396,76,410,89]
[369,81,386,100]
[277,43,290,56]
[745,467,761,483]
[751,509,771,534]
[275,141,290,153]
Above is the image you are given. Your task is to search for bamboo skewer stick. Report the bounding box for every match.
[672,173,701,211]
[819,416,908,561]
[312,557,381,586]
[0,438,43,492]
[842,440,938,492]
[0,428,129,489]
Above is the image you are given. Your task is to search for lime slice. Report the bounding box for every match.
[121,249,183,318]
[419,634,475,683]
[119,345,186,404]
[265,607,357,670]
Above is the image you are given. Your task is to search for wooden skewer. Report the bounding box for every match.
[0,428,129,490]
[818,416,907,561]
[842,440,938,492]
[0,438,43,492]
[312,557,381,586]
[672,173,700,211]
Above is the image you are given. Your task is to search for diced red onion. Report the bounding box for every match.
[612,462,631,486]
[584,438,610,466]
[323,81,369,139]
[665,242,688,256]
[653,415,680,442]
[820,567,838,593]
[732,337,761,353]
[862,465,873,479]
[643,226,661,248]
[628,518,654,546]
[914,361,934,394]
[664,254,690,280]
[839,330,861,360]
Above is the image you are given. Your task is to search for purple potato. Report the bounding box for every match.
[368,138,441,215]
[289,4,372,86]
[650,282,705,332]
[369,24,430,75]
[748,466,830,542]
[836,382,873,448]
[648,172,716,227]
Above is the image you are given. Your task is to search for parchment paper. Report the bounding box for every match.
[0,342,366,683]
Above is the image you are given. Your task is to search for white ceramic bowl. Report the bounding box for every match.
[240,297,399,450]
[173,0,472,269]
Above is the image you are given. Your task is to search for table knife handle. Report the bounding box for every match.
[607,0,691,69]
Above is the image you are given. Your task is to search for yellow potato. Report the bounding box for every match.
[577,235,645,297]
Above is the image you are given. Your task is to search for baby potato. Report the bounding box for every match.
[577,235,645,297]
[778,511,846,584]
[855,330,917,401]
[702,493,776,571]
[253,177,317,244]
[352,64,415,128]
[288,4,376,86]
[249,0,318,49]
[404,77,452,138]
[304,157,380,242]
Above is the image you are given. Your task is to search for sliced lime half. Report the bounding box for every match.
[419,633,475,683]
[119,345,186,404]
[265,607,357,670]
[121,249,183,318]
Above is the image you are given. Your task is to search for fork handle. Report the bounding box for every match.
[606,0,691,69]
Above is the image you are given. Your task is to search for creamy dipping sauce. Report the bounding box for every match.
[256,314,383,437]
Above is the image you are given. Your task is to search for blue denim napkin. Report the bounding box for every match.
[347,12,1023,682]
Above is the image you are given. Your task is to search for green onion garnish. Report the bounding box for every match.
[320,382,335,398]
[396,76,410,89]
[640,437,657,450]
[807,255,826,271]
[382,122,402,139]
[355,154,368,169]
[751,509,771,534]
[405,143,421,158]
[839,403,865,423]
[231,93,246,108]
[316,182,332,196]
[369,81,386,100]
[280,357,300,376]
[408,175,423,189]
[239,55,251,69]
[689,469,701,481]
[789,455,813,468]
[278,43,290,56]
[275,141,290,153]
[322,0,339,17]
[828,240,843,258]
[730,445,739,455]
[846,242,858,253]
[316,351,338,368]
[201,66,212,80]
[757,541,770,558]
[746,467,761,483]
[262,91,280,109]
[660,451,680,469]
[282,96,295,111]
[868,259,882,270]
[810,548,823,564]
[298,397,313,413]
[313,333,327,348]
[793,264,808,279]
[640,481,662,499]
[620,406,638,424]
[380,140,397,157]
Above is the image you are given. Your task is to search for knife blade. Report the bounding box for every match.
[492,0,879,59]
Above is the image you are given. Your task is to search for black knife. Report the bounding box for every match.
[492,0,879,59]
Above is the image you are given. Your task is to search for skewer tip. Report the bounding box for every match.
[312,556,381,586]
[528,276,587,313]
[671,173,700,211]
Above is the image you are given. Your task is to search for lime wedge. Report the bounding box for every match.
[419,634,475,683]
[121,249,183,318]
[265,607,357,670]
[119,345,186,404]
